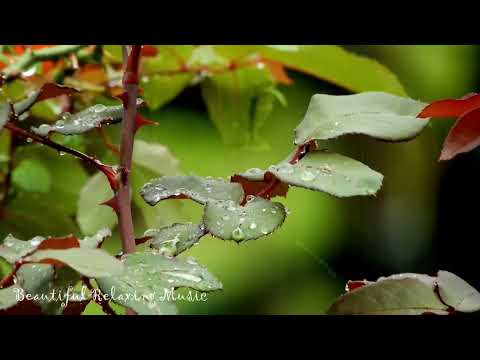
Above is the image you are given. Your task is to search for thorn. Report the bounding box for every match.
[101,196,120,214]
[99,165,120,191]
[134,114,157,132]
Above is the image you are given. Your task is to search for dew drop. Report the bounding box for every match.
[249,223,257,230]
[59,151,65,156]
[245,168,263,176]
[300,169,315,181]
[232,227,245,241]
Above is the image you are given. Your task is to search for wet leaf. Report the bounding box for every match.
[0,234,45,264]
[77,172,117,236]
[203,197,286,242]
[146,223,206,257]
[295,92,428,145]
[142,74,193,110]
[140,175,244,206]
[0,285,22,310]
[27,248,124,278]
[0,229,108,265]
[31,99,143,136]
[79,228,112,249]
[97,252,222,315]
[327,273,449,315]
[12,158,52,193]
[237,151,383,198]
[16,264,89,315]
[437,271,480,313]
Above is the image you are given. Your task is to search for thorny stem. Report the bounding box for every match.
[82,277,116,315]
[116,45,142,256]
[3,122,118,189]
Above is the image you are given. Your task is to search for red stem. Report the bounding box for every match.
[116,45,142,256]
[4,122,118,189]
[82,277,116,315]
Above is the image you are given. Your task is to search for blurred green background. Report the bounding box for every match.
[2,45,479,314]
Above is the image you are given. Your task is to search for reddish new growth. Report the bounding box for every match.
[418,93,480,161]
[232,140,318,203]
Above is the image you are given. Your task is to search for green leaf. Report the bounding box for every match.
[0,192,80,239]
[186,45,229,69]
[201,67,275,146]
[0,285,22,310]
[260,45,407,96]
[31,99,143,136]
[133,140,179,176]
[437,271,480,313]
[16,264,87,315]
[142,74,193,110]
[0,101,10,131]
[238,151,383,198]
[12,158,52,193]
[203,197,286,242]
[77,172,117,236]
[146,223,206,257]
[327,274,449,315]
[131,140,183,230]
[142,45,195,74]
[14,144,89,215]
[27,248,124,278]
[97,252,222,315]
[0,234,45,264]
[79,228,112,249]
[140,175,244,206]
[295,92,428,145]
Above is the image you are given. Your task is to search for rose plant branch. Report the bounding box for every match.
[3,122,119,190]
[115,45,142,255]
[0,45,87,84]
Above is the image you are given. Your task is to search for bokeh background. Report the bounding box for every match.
[2,45,480,314]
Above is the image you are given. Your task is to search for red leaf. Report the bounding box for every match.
[63,300,91,315]
[439,107,480,161]
[0,299,43,315]
[37,235,80,250]
[262,58,293,85]
[36,83,79,102]
[418,93,480,119]
[141,45,158,57]
[231,172,289,201]
[345,280,368,292]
